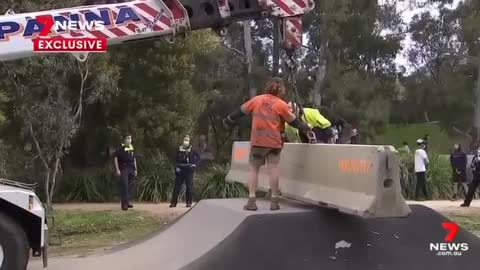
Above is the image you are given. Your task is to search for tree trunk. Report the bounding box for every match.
[272,19,280,76]
[243,21,256,98]
[48,157,61,210]
[423,111,430,122]
[471,63,480,151]
[312,41,328,107]
[44,170,52,212]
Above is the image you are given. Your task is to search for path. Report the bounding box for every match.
[53,202,192,220]
[53,199,480,218]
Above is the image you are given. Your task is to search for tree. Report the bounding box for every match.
[458,0,480,148]
[300,0,404,141]
[403,0,478,142]
[99,31,221,155]
[0,53,120,210]
[0,90,7,127]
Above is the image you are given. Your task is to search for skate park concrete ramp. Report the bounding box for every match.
[27,199,311,270]
[182,200,480,270]
[28,198,479,270]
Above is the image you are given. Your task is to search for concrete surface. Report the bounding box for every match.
[182,203,480,270]
[28,198,480,270]
[27,198,312,270]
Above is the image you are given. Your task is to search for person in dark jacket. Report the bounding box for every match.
[170,135,200,208]
[450,144,468,200]
[462,146,480,207]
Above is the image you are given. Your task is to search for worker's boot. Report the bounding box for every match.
[270,197,280,211]
[243,197,258,211]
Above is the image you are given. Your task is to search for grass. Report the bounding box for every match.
[375,123,451,154]
[446,213,480,234]
[48,209,161,256]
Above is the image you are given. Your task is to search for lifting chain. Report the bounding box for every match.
[282,49,317,144]
[282,49,302,107]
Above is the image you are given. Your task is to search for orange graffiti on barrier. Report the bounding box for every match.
[234,148,249,160]
[339,159,373,174]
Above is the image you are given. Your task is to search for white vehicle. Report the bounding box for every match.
[0,179,48,270]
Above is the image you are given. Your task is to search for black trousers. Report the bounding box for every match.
[415,172,428,199]
[299,127,333,143]
[119,167,135,208]
[464,173,480,205]
[171,171,194,205]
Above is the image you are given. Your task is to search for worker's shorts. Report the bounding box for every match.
[249,146,282,166]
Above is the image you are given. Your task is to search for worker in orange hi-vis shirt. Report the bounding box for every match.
[223,77,313,211]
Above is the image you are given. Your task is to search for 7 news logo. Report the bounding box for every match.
[429,222,469,256]
[33,15,107,53]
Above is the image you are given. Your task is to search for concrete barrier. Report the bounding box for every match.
[226,142,412,218]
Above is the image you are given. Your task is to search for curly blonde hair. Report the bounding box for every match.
[264,77,286,96]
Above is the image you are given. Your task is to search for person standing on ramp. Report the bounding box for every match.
[223,77,312,211]
[170,135,200,208]
[113,133,138,210]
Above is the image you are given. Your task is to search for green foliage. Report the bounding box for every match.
[459,0,480,57]
[54,165,116,203]
[136,149,175,203]
[2,0,479,205]
[300,0,403,141]
[398,152,452,200]
[375,123,451,154]
[425,155,453,200]
[197,163,248,199]
[0,90,7,126]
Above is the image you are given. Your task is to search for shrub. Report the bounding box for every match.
[397,152,452,200]
[136,149,175,203]
[196,163,248,200]
[54,165,117,202]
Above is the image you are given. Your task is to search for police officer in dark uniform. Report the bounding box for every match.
[113,134,137,210]
[462,146,480,207]
[170,135,200,208]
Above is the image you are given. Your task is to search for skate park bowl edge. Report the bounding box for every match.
[226,141,412,218]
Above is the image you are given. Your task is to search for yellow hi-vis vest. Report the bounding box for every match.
[285,123,301,143]
[302,108,331,129]
[284,108,331,142]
